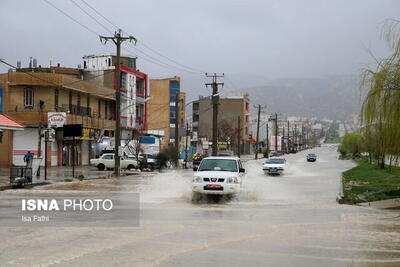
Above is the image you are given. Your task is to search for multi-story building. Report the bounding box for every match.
[0,65,117,167]
[82,54,149,136]
[147,77,185,149]
[192,94,251,154]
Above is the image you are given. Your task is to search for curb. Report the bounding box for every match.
[0,181,52,191]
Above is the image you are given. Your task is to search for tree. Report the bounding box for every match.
[217,119,237,149]
[361,19,400,168]
[338,133,365,158]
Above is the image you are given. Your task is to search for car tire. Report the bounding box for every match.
[192,192,202,202]
[127,164,135,170]
[97,164,105,171]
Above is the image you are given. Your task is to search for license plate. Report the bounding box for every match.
[206,184,222,189]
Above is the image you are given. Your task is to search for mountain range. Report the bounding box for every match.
[182,74,363,121]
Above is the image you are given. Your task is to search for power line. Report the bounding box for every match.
[42,0,99,36]
[122,45,200,74]
[75,0,204,73]
[79,0,119,29]
[0,59,116,98]
[45,0,195,74]
[70,0,113,34]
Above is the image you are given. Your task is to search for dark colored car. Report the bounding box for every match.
[306,153,317,162]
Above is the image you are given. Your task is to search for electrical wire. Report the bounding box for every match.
[70,0,113,34]
[43,0,100,36]
[77,0,205,73]
[0,59,116,98]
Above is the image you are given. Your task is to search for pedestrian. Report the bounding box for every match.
[23,151,34,166]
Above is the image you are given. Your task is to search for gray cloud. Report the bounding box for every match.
[1,0,398,81]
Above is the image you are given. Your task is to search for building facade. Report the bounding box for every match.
[0,66,116,167]
[147,77,185,149]
[82,54,149,137]
[192,94,251,154]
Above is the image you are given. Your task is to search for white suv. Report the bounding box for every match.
[192,157,245,198]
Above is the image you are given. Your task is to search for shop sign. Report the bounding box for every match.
[48,112,66,128]
[75,128,96,141]
[218,142,228,149]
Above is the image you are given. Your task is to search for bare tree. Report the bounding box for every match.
[218,119,238,150]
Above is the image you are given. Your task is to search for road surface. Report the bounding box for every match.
[1,145,400,266]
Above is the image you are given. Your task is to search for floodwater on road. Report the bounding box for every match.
[1,145,400,266]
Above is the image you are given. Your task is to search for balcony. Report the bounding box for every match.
[61,104,91,116]
[5,110,115,131]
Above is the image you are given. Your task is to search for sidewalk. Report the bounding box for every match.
[0,166,114,187]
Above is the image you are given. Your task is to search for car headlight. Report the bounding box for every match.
[192,176,202,183]
[227,177,239,184]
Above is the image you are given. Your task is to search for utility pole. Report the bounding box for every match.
[175,92,180,151]
[287,120,290,153]
[294,124,298,152]
[184,121,189,169]
[282,126,285,154]
[237,116,241,158]
[274,113,278,152]
[37,100,44,178]
[100,29,137,176]
[266,121,269,158]
[255,104,261,159]
[205,73,224,156]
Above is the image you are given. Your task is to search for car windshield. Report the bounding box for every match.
[198,159,238,172]
[265,158,285,164]
[308,154,316,157]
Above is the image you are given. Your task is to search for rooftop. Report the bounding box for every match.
[83,54,137,59]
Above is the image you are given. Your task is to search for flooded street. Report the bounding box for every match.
[1,146,400,266]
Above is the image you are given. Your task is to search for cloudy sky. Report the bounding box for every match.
[1,0,398,84]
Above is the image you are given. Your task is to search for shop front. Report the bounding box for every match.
[61,127,98,166]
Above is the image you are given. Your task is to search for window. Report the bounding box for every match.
[77,95,81,107]
[136,79,144,95]
[54,89,59,111]
[128,58,136,69]
[83,60,87,69]
[198,159,238,172]
[108,58,111,67]
[136,104,144,121]
[170,81,180,102]
[103,154,113,160]
[120,73,127,89]
[24,87,34,108]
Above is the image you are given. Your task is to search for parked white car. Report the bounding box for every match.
[90,153,138,171]
[262,157,286,176]
[192,156,245,199]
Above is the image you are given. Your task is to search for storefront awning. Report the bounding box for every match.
[0,114,25,130]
